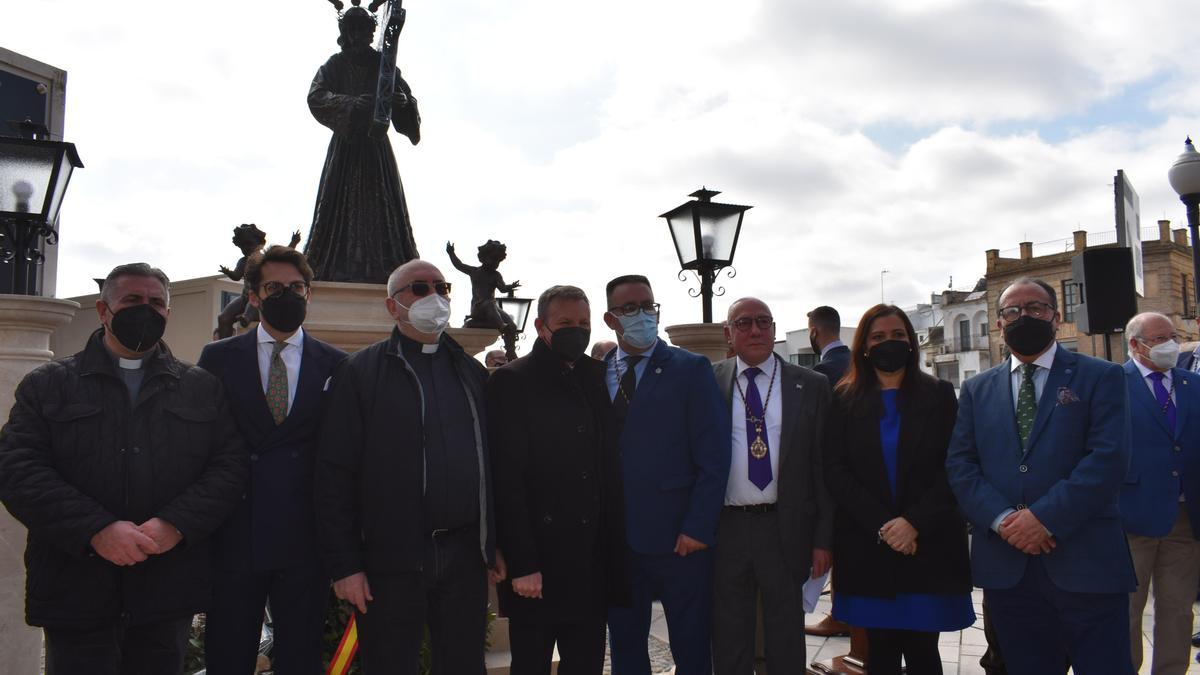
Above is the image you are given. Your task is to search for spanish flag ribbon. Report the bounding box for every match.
[326,613,359,675]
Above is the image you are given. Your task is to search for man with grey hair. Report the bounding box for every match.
[1119,311,1200,675]
[0,262,247,675]
[487,284,626,674]
[316,259,500,675]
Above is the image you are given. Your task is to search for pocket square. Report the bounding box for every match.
[1056,386,1079,405]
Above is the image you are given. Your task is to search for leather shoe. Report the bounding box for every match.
[805,614,851,637]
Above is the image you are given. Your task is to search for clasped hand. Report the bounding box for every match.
[999,509,1055,555]
[90,518,182,567]
[879,517,918,555]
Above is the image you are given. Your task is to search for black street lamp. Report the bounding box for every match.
[0,125,83,295]
[659,187,752,323]
[496,289,533,360]
[1168,137,1200,313]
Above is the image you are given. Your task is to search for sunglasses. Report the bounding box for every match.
[395,280,452,297]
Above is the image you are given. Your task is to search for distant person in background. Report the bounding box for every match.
[805,304,853,638]
[485,349,508,368]
[1119,312,1200,675]
[809,306,849,386]
[823,304,974,675]
[590,340,616,361]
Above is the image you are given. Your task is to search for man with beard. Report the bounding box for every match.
[199,246,346,674]
[0,263,247,675]
[807,305,850,387]
[946,277,1135,675]
[486,285,625,675]
[305,3,421,283]
[315,260,501,675]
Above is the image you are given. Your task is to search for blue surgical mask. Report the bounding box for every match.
[618,311,658,350]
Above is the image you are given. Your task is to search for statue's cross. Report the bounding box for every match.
[370,0,406,140]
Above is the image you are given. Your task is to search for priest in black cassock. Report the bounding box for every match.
[305,3,421,284]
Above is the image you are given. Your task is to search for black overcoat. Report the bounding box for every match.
[486,339,627,622]
[823,372,972,597]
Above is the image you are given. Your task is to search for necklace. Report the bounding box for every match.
[734,359,778,459]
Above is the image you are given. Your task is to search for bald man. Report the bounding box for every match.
[315,260,501,675]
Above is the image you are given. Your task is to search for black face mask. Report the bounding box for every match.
[547,326,590,362]
[260,290,307,334]
[867,339,910,373]
[107,303,166,353]
[1003,315,1056,357]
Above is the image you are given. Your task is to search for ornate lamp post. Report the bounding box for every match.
[1169,137,1200,311]
[659,188,752,323]
[0,126,83,295]
[496,289,533,360]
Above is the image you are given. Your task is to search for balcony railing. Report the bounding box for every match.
[931,334,990,354]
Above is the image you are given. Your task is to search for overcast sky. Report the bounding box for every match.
[8,0,1200,347]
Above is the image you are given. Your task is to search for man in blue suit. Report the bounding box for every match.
[602,274,730,675]
[1119,312,1200,675]
[946,276,1136,675]
[200,246,346,674]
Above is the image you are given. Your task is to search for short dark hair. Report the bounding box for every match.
[999,276,1057,311]
[100,263,170,304]
[537,285,589,321]
[605,274,652,304]
[807,305,841,332]
[245,246,314,292]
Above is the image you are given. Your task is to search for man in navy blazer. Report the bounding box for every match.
[601,274,730,675]
[199,246,346,674]
[1119,312,1200,675]
[946,277,1136,675]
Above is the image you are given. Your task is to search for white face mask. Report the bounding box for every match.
[399,294,451,336]
[1144,339,1181,371]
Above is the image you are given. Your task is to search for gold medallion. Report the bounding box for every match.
[750,436,768,459]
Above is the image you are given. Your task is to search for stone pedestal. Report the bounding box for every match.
[0,295,80,675]
[303,281,394,353]
[664,322,729,363]
[447,327,502,358]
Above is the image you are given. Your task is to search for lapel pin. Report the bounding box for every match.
[1185,379,1190,386]
[655,367,662,374]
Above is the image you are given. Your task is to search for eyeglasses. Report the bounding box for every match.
[1138,334,1180,347]
[395,281,452,297]
[608,301,661,317]
[729,316,774,332]
[998,301,1055,323]
[262,281,309,296]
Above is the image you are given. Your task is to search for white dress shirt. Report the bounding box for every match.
[820,340,846,359]
[1009,346,1056,410]
[257,324,304,415]
[725,355,783,505]
[1131,357,1175,402]
[606,339,658,401]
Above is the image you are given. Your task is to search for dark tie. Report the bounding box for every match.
[612,354,643,424]
[266,341,288,425]
[743,367,772,491]
[1149,371,1177,434]
[1016,363,1037,450]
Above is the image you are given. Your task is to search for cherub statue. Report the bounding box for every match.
[215,224,302,339]
[446,240,521,358]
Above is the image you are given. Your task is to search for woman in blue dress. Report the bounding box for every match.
[823,304,974,675]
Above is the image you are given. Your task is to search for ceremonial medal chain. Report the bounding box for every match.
[1161,380,1176,417]
[734,359,778,460]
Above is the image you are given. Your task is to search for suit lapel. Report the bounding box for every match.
[894,386,929,504]
[1127,361,1171,436]
[628,341,671,417]
[992,357,1022,453]
[1173,367,1192,439]
[231,332,276,438]
[1024,345,1077,458]
[778,357,801,469]
[715,359,736,406]
[267,333,322,441]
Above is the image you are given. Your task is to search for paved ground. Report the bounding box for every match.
[622,589,1200,674]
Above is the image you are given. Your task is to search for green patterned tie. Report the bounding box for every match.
[1016,363,1038,450]
[266,341,289,425]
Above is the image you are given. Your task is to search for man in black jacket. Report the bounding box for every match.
[807,305,850,386]
[0,262,248,675]
[315,259,499,675]
[199,247,346,674]
[486,285,625,675]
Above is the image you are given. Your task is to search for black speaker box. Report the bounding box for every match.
[1070,247,1138,335]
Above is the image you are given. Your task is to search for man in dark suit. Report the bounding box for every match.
[1119,312,1200,675]
[487,284,625,675]
[711,297,833,673]
[946,277,1136,675]
[199,246,346,674]
[602,274,730,675]
[808,305,850,386]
